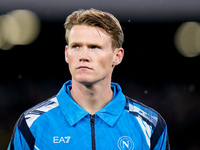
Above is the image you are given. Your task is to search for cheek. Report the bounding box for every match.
[67,51,78,63]
[67,55,76,70]
[98,55,113,70]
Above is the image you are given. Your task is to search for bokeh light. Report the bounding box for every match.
[0,10,40,50]
[174,22,200,57]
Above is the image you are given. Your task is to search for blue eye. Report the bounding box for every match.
[91,46,98,49]
[72,45,79,49]
[90,45,100,49]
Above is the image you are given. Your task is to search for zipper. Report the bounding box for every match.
[90,114,96,150]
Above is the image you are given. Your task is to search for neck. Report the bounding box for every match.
[70,79,113,115]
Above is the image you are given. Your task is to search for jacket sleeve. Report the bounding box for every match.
[150,115,170,150]
[7,114,35,150]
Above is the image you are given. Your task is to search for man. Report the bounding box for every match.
[8,9,170,150]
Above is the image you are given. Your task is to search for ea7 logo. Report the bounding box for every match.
[117,136,134,150]
[53,136,71,143]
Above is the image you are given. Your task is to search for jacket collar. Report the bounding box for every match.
[56,80,126,127]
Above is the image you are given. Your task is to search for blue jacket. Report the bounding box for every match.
[8,80,170,150]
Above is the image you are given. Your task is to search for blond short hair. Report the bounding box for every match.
[64,9,124,48]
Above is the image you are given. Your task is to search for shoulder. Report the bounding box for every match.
[10,96,59,150]
[124,95,168,144]
[20,96,59,128]
[124,95,166,130]
[124,96,169,149]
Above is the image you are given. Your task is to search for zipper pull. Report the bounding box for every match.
[90,114,95,125]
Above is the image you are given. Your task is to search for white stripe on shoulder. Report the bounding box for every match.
[128,103,158,127]
[24,96,59,127]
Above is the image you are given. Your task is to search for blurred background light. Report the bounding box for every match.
[0,16,14,50]
[174,22,200,57]
[196,26,200,51]
[0,10,40,50]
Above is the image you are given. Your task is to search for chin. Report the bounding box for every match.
[74,76,104,86]
[74,76,95,84]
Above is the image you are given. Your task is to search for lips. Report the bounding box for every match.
[77,66,93,70]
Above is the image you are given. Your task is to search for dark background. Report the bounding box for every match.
[1,1,200,149]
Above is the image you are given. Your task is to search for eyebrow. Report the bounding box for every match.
[70,42,102,48]
[70,42,81,46]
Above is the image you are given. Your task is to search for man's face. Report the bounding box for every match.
[65,25,123,85]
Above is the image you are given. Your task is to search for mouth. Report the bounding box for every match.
[76,66,93,70]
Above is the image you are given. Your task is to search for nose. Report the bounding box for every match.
[79,47,90,62]
[80,57,89,62]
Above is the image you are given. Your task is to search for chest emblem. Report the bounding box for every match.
[117,136,134,150]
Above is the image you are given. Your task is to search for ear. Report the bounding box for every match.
[65,45,69,63]
[112,48,124,67]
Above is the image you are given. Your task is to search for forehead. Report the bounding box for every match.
[68,25,112,45]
